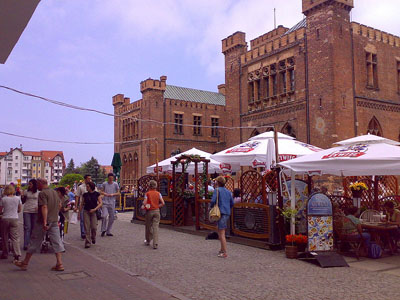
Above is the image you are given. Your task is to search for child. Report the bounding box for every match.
[142,180,165,249]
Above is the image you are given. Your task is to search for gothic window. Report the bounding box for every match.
[264,77,270,98]
[248,81,255,103]
[133,152,138,178]
[367,117,382,136]
[255,80,261,101]
[281,122,296,138]
[193,115,202,136]
[249,129,260,139]
[174,113,183,134]
[289,69,295,91]
[128,153,133,179]
[397,61,400,94]
[281,72,287,94]
[211,117,219,137]
[366,52,378,89]
[272,74,277,96]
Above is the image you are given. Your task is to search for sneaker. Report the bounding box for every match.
[217,252,227,258]
[144,240,150,246]
[92,239,96,245]
[106,233,114,237]
[153,244,158,249]
[101,231,106,237]
[85,243,90,249]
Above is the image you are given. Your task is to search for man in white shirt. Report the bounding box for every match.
[100,173,119,237]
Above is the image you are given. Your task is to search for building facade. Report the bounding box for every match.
[113,77,230,186]
[0,148,65,185]
[114,0,400,186]
[232,0,400,147]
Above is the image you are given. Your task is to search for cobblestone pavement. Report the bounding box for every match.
[64,212,400,300]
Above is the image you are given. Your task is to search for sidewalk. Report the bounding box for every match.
[0,242,186,300]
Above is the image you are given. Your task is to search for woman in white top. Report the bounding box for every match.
[0,185,22,261]
[21,179,39,250]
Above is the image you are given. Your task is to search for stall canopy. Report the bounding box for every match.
[279,134,400,176]
[146,147,235,175]
[210,132,322,169]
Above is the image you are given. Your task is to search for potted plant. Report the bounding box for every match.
[280,207,299,258]
[295,234,308,252]
[349,181,368,198]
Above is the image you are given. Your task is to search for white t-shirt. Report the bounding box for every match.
[0,196,22,219]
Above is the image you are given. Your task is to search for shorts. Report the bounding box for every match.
[27,222,65,254]
[217,214,230,230]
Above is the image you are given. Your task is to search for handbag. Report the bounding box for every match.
[209,189,221,222]
[96,208,103,220]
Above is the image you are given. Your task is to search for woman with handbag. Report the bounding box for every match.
[21,179,39,250]
[80,181,103,248]
[210,176,234,258]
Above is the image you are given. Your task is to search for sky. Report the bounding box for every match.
[1,0,399,166]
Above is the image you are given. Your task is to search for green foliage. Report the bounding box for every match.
[59,173,84,187]
[65,158,76,175]
[79,157,106,184]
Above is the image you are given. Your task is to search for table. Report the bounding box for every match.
[361,222,399,254]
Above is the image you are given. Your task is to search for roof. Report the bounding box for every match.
[283,18,307,36]
[164,85,225,106]
[0,152,6,156]
[23,151,41,156]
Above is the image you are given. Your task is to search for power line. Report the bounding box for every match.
[0,130,156,145]
[0,84,275,130]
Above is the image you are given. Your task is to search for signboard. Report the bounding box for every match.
[159,177,169,197]
[282,180,308,233]
[307,193,334,252]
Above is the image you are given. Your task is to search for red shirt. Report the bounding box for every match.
[144,190,162,210]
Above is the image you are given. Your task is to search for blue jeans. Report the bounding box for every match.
[23,212,37,248]
[80,210,85,236]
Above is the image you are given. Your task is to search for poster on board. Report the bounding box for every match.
[282,180,309,233]
[307,193,334,252]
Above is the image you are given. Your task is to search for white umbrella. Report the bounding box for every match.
[249,131,295,141]
[279,136,400,176]
[334,133,400,146]
[146,147,235,175]
[210,137,322,168]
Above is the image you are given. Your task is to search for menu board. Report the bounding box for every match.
[282,180,309,233]
[159,177,169,197]
[307,193,333,252]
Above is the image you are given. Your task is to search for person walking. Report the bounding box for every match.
[56,187,70,241]
[21,179,39,250]
[210,176,233,258]
[100,173,119,237]
[142,180,165,249]
[80,181,102,248]
[75,175,93,239]
[0,185,22,261]
[14,178,65,271]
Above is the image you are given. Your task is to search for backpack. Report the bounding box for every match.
[368,243,382,259]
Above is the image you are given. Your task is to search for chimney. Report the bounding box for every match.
[218,84,226,95]
[160,75,167,82]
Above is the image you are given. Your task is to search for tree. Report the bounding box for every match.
[79,157,106,184]
[65,158,76,175]
[59,173,84,187]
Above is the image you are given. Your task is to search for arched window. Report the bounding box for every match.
[133,152,139,179]
[367,117,382,136]
[281,122,297,138]
[128,153,133,180]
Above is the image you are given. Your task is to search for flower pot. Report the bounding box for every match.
[297,243,307,253]
[285,245,298,259]
[351,189,363,198]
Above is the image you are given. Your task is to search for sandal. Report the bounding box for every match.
[14,260,28,271]
[51,264,65,272]
[217,252,228,258]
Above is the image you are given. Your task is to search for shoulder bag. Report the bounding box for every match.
[209,188,221,222]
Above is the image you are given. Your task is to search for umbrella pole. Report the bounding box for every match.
[155,140,159,181]
[290,170,296,235]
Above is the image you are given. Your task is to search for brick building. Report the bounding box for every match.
[234,0,400,147]
[114,0,400,185]
[113,77,229,187]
